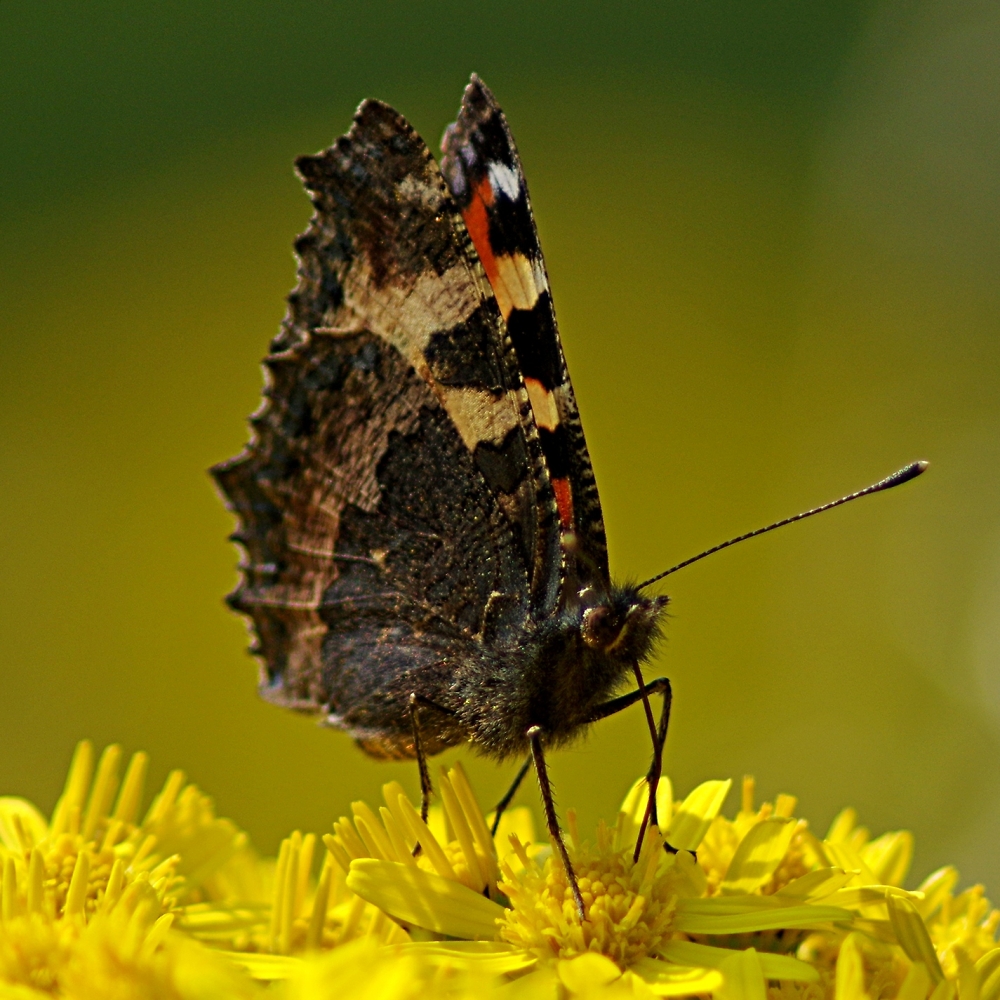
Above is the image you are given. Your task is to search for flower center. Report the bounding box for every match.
[496,822,679,968]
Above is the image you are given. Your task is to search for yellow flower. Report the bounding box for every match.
[0,741,263,998]
[341,767,842,997]
[7,741,1000,1000]
[0,740,254,927]
[0,851,257,999]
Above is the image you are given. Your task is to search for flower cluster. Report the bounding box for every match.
[1,742,998,1000]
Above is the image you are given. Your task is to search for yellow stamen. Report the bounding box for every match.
[379,806,417,868]
[448,762,498,885]
[3,855,19,921]
[65,849,91,918]
[144,769,185,824]
[306,853,334,950]
[102,858,126,912]
[82,743,121,840]
[269,836,290,953]
[394,792,457,880]
[352,801,394,860]
[438,769,485,891]
[323,832,353,874]
[51,740,94,838]
[333,818,369,861]
[775,794,798,818]
[112,750,148,824]
[27,847,45,915]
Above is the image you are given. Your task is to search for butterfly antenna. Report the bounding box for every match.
[637,461,928,592]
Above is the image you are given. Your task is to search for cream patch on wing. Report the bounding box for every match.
[336,260,523,450]
[524,377,560,431]
[340,261,482,377]
[493,252,542,318]
[438,385,519,450]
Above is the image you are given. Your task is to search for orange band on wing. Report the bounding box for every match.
[461,178,501,293]
[552,477,575,530]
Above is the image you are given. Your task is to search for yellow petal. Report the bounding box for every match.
[824,841,880,887]
[658,940,818,982]
[958,948,981,1000]
[491,807,536,864]
[400,941,536,974]
[826,808,858,844]
[887,894,945,983]
[666,780,732,852]
[917,867,960,920]
[774,868,857,901]
[503,965,561,1000]
[675,897,850,934]
[0,797,48,852]
[714,948,767,1000]
[836,933,871,1000]
[861,831,914,888]
[897,962,933,1000]
[976,948,1000,1000]
[217,950,303,981]
[664,778,733,851]
[825,886,925,910]
[619,775,674,845]
[631,958,724,997]
[558,953,622,992]
[720,818,798,894]
[347,857,505,938]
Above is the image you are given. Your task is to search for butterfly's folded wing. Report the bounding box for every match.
[441,75,610,590]
[212,100,562,758]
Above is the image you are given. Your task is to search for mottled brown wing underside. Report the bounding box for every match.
[212,99,562,757]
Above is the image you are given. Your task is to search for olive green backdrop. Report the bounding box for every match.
[3,2,998,890]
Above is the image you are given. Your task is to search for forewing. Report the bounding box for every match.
[212,99,561,757]
[441,75,610,587]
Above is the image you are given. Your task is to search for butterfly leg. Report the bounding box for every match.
[632,667,672,860]
[408,693,433,823]
[490,755,532,836]
[527,726,586,921]
[587,676,673,858]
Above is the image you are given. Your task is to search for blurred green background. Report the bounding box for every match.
[3,2,998,890]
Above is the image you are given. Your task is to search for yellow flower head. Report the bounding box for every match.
[497,812,686,965]
[6,741,1000,1000]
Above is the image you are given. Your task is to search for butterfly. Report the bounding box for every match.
[211,75,924,916]
[211,75,670,912]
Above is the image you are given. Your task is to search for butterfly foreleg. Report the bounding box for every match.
[489,755,532,836]
[586,675,673,859]
[527,726,586,921]
[407,693,435,824]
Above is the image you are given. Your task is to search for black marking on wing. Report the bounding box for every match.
[441,75,609,588]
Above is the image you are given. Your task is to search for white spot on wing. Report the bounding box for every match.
[487,161,522,201]
[531,256,549,295]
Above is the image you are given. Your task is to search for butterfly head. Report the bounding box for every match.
[579,584,669,663]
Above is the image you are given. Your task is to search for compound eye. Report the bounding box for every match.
[581,605,622,650]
